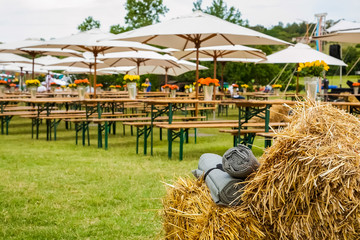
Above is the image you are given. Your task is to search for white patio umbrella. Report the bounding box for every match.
[35,56,62,66]
[172,45,266,88]
[0,40,82,79]
[326,20,360,33]
[110,11,289,100]
[0,53,33,64]
[313,29,360,44]
[0,63,47,74]
[260,43,347,93]
[97,51,180,75]
[127,58,208,83]
[97,66,136,74]
[193,57,263,90]
[30,29,163,96]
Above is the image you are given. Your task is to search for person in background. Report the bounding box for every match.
[45,73,53,92]
[322,77,329,101]
[145,78,151,92]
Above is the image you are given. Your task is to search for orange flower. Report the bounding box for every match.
[232,84,239,88]
[115,85,121,88]
[74,79,90,86]
[0,80,7,85]
[169,85,179,90]
[353,82,360,87]
[9,83,16,87]
[95,83,103,87]
[162,84,172,88]
[198,77,219,86]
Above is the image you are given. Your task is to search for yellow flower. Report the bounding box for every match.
[297,67,302,72]
[299,63,305,68]
[314,60,321,67]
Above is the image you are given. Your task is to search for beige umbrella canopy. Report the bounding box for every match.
[0,40,82,79]
[172,45,266,88]
[313,29,360,43]
[30,29,163,96]
[97,51,179,76]
[111,11,288,101]
[127,58,208,83]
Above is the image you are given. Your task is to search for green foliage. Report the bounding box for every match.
[193,0,248,26]
[77,16,100,32]
[109,24,130,34]
[124,0,169,29]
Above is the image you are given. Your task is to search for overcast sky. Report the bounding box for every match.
[1,0,359,43]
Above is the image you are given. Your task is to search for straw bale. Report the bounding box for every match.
[242,101,360,239]
[253,100,291,123]
[162,177,264,240]
[163,101,360,239]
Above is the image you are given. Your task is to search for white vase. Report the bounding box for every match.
[0,85,5,96]
[170,89,176,98]
[77,86,86,100]
[29,86,37,98]
[143,88,147,93]
[304,77,319,100]
[242,88,247,93]
[354,86,359,95]
[127,82,137,99]
[96,87,102,93]
[185,89,189,93]
[203,85,214,101]
[164,88,170,93]
[10,86,15,93]
[274,88,280,95]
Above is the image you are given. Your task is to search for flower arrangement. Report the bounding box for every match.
[241,84,249,88]
[169,85,179,90]
[198,77,219,86]
[184,85,190,89]
[95,83,103,88]
[50,82,59,87]
[61,85,66,89]
[272,84,282,89]
[74,79,90,86]
[25,79,41,87]
[232,84,239,88]
[353,82,360,87]
[162,84,172,89]
[68,83,77,89]
[124,74,140,82]
[109,85,116,89]
[193,81,201,87]
[0,80,7,85]
[297,60,330,77]
[9,83,16,87]
[141,83,149,88]
[115,85,121,89]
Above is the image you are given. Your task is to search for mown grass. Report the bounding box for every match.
[0,109,265,239]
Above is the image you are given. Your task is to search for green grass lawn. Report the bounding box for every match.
[0,110,265,239]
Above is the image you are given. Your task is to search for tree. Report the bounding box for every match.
[124,0,169,30]
[109,24,130,34]
[77,16,100,32]
[192,0,248,26]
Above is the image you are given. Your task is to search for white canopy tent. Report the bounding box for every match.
[326,20,360,33]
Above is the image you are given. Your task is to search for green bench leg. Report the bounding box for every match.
[136,127,139,154]
[159,127,162,141]
[98,124,102,148]
[179,128,184,161]
[194,128,197,144]
[82,122,86,146]
[144,125,147,155]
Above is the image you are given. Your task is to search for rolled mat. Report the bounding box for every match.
[192,153,246,206]
[222,144,260,178]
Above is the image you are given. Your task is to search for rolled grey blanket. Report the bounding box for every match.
[192,153,246,206]
[222,144,260,178]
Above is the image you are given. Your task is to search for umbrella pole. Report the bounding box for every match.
[94,54,97,98]
[89,65,92,88]
[20,67,23,92]
[137,62,140,75]
[213,56,217,100]
[32,56,35,79]
[296,63,299,95]
[221,62,226,91]
[195,45,200,116]
[165,68,168,84]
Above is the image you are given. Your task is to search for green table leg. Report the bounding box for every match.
[105,121,108,150]
[194,128,197,144]
[82,122,86,146]
[150,104,155,156]
[168,129,172,159]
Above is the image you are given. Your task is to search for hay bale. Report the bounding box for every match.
[162,177,264,239]
[242,101,360,239]
[163,101,360,239]
[253,100,291,123]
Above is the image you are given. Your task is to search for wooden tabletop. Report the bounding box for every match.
[141,99,220,105]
